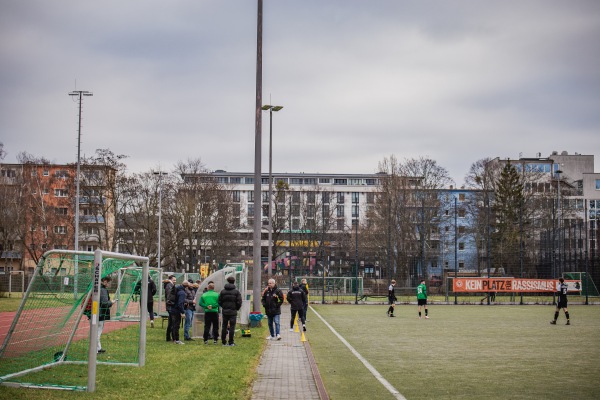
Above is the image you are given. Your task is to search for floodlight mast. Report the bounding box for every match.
[69,90,93,298]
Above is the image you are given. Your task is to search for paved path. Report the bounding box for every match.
[251,305,328,400]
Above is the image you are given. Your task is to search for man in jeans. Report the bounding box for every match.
[261,278,284,340]
[182,280,196,340]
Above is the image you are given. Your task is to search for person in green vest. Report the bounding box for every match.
[199,281,220,344]
[417,279,429,319]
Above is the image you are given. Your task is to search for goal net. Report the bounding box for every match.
[0,249,149,392]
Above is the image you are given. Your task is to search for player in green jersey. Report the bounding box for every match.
[417,279,429,319]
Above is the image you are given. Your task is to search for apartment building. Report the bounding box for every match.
[0,163,116,272]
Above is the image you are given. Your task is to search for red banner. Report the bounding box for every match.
[453,278,581,293]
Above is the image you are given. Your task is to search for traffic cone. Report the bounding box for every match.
[300,330,307,342]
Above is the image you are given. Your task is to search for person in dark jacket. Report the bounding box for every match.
[218,275,242,346]
[299,278,309,321]
[170,284,186,345]
[95,276,116,353]
[182,280,196,340]
[134,276,157,328]
[262,278,284,340]
[163,275,176,341]
[287,282,307,332]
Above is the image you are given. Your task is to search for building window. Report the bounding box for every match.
[352,205,359,218]
[458,193,466,201]
[290,178,302,185]
[458,242,465,250]
[262,191,269,202]
[54,189,68,197]
[245,177,254,184]
[55,207,68,215]
[319,178,331,184]
[262,178,270,184]
[217,177,228,184]
[306,192,315,204]
[55,170,69,178]
[1,169,16,178]
[336,205,344,217]
[334,179,347,185]
[458,226,465,235]
[54,226,67,234]
[292,205,300,217]
[458,208,466,218]
[304,178,316,185]
[352,192,359,204]
[366,192,375,204]
[248,204,254,216]
[459,261,465,269]
[322,191,330,204]
[337,219,345,230]
[232,190,240,202]
[230,177,242,184]
[349,179,362,185]
[596,179,600,190]
[292,192,300,203]
[292,219,300,230]
[248,191,254,203]
[337,192,345,203]
[43,170,49,176]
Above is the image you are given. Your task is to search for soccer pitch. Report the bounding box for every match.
[308,304,600,400]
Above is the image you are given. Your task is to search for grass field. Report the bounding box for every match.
[1,299,599,399]
[0,319,268,399]
[308,304,600,400]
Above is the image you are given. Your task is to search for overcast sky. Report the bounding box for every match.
[1,1,599,185]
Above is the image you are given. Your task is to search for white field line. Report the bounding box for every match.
[310,306,407,400]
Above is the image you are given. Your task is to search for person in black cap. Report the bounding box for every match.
[218,276,242,346]
[287,281,307,332]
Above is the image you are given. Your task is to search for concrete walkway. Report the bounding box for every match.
[251,305,328,400]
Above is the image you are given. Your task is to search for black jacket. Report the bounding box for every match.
[164,280,174,310]
[171,285,186,314]
[134,278,157,304]
[183,286,196,311]
[218,283,242,317]
[262,286,284,316]
[99,283,113,321]
[287,286,307,311]
[299,283,309,296]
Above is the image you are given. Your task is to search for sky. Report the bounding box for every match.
[1,0,599,186]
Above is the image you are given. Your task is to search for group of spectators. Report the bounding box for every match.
[163,275,242,346]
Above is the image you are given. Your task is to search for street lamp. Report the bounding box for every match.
[153,172,168,269]
[261,104,283,278]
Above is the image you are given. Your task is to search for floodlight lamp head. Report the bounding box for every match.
[272,106,283,112]
[261,105,273,110]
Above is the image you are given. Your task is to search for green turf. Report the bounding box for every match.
[308,304,600,400]
[0,320,267,399]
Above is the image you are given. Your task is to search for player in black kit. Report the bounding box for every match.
[550,277,570,325]
[387,280,397,317]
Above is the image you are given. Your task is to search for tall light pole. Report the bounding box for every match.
[68,90,93,254]
[261,104,283,278]
[153,172,168,268]
[252,0,264,312]
[556,168,563,278]
[69,89,92,299]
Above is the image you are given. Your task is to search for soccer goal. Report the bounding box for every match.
[0,249,149,392]
[295,276,364,303]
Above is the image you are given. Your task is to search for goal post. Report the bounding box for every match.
[0,249,149,392]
